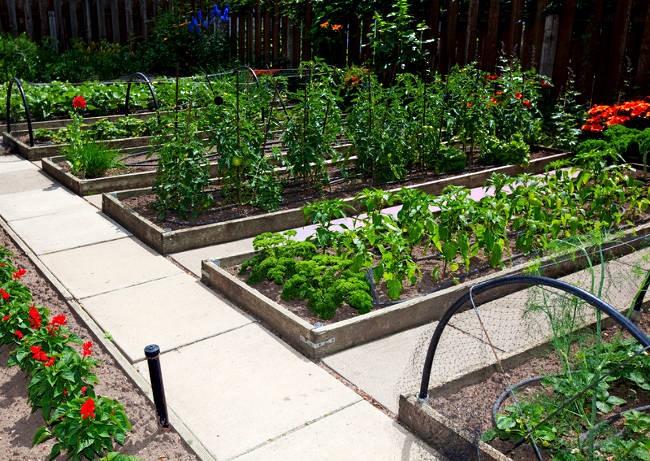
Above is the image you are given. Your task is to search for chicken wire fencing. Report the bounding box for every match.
[396,244,650,461]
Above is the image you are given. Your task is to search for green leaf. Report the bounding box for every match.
[33,426,53,445]
[595,400,612,413]
[386,278,403,300]
[606,395,626,407]
[481,429,498,442]
[495,414,517,430]
[48,443,61,460]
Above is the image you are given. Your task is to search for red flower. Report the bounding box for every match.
[14,330,23,339]
[12,268,26,279]
[49,314,66,327]
[495,91,504,96]
[72,96,87,110]
[0,263,5,267]
[82,341,93,357]
[44,357,56,367]
[79,398,96,420]
[2,314,9,321]
[539,79,552,88]
[0,288,9,300]
[489,97,498,104]
[485,74,498,81]
[466,102,473,108]
[30,345,49,362]
[515,92,523,100]
[522,99,531,108]
[28,305,41,329]
[81,385,87,395]
[63,389,68,396]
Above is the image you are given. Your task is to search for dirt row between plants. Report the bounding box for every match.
[0,215,199,460]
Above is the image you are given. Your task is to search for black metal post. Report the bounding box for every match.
[144,344,170,428]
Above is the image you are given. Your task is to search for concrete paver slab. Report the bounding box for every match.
[0,187,87,221]
[82,273,254,362]
[324,322,496,413]
[234,400,443,461]
[40,237,183,298]
[171,238,255,276]
[0,169,55,194]
[0,154,29,165]
[135,323,362,460]
[10,207,130,254]
[84,194,103,210]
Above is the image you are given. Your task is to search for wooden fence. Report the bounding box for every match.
[1,0,648,103]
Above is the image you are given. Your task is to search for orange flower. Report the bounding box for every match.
[332,24,342,31]
[320,21,329,29]
[522,99,531,108]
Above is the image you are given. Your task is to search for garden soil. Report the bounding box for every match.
[0,225,199,460]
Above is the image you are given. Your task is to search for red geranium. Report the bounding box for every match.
[14,330,23,339]
[2,314,9,321]
[72,96,87,110]
[12,268,26,279]
[0,288,9,300]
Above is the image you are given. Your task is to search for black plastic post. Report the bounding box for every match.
[144,344,170,428]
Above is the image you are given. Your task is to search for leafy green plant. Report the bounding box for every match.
[35,396,131,460]
[281,62,343,192]
[152,108,213,219]
[548,74,583,150]
[366,0,431,83]
[0,32,41,82]
[303,198,353,248]
[346,73,411,182]
[204,71,281,210]
[59,106,124,179]
[479,133,530,166]
[1,246,134,459]
[240,231,373,319]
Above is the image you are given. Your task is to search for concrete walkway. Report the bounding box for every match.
[0,152,444,460]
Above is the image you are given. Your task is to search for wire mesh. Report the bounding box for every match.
[399,245,650,460]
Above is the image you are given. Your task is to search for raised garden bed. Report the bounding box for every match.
[41,155,220,196]
[201,222,650,358]
[397,291,650,461]
[103,150,569,254]
[2,129,154,161]
[4,111,158,133]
